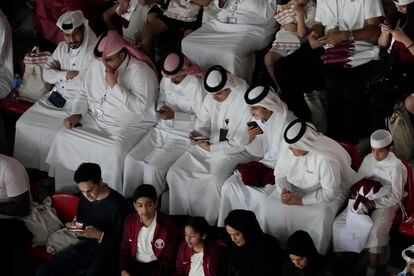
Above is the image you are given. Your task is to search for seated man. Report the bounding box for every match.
[46,30,158,193]
[219,209,283,275]
[259,119,357,254]
[36,163,129,276]
[274,0,383,129]
[333,129,407,276]
[0,154,32,276]
[166,65,252,225]
[0,9,13,99]
[218,83,295,226]
[14,10,97,172]
[181,0,276,81]
[123,52,205,197]
[119,184,178,276]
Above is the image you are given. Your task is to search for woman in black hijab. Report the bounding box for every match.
[218,209,283,276]
[283,230,327,276]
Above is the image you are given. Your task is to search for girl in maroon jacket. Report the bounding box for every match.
[119,184,178,276]
[175,217,224,276]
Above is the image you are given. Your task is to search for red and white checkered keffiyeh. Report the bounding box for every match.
[161,52,203,78]
[95,30,156,72]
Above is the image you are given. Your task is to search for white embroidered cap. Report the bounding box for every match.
[402,245,414,263]
[56,10,86,34]
[370,129,393,149]
[393,0,414,5]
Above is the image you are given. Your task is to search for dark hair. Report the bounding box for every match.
[185,216,210,238]
[389,3,414,40]
[131,184,157,203]
[73,163,101,185]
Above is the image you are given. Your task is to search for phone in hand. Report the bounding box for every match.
[191,135,209,141]
[247,121,263,133]
[379,23,390,30]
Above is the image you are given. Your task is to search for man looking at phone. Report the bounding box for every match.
[166,65,252,225]
[46,31,158,192]
[36,162,129,276]
[217,84,296,226]
[123,52,205,197]
[14,10,97,172]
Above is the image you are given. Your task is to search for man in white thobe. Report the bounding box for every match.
[181,0,276,81]
[0,9,13,99]
[123,52,205,197]
[259,119,357,254]
[46,30,158,193]
[166,65,252,225]
[217,84,296,226]
[333,129,407,276]
[14,10,97,171]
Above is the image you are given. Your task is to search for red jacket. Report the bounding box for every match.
[174,240,224,276]
[119,211,178,275]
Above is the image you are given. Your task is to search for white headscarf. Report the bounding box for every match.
[56,10,97,58]
[246,85,294,157]
[284,120,357,184]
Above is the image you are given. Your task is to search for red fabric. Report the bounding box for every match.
[392,41,414,65]
[235,161,275,187]
[349,179,382,199]
[162,53,203,78]
[97,31,156,73]
[174,240,224,276]
[119,211,178,275]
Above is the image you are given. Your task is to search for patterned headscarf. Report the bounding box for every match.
[161,52,203,78]
[94,30,156,72]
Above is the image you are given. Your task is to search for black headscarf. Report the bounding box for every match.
[283,230,327,276]
[219,210,283,276]
[224,209,263,245]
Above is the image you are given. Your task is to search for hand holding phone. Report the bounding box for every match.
[379,23,391,32]
[247,121,263,133]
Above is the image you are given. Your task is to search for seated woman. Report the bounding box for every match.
[371,0,414,129]
[141,0,211,58]
[283,230,327,276]
[259,119,357,255]
[174,216,223,276]
[333,129,407,276]
[119,185,178,276]
[219,209,283,276]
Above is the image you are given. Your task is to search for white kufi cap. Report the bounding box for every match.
[370,129,393,149]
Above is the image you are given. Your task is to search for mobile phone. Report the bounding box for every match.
[191,136,209,141]
[247,121,263,133]
[67,228,84,232]
[379,23,390,30]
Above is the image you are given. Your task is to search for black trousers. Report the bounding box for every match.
[325,61,378,143]
[275,43,325,122]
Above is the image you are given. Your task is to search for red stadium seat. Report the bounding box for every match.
[338,141,362,171]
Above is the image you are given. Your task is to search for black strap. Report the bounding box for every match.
[244,83,270,105]
[204,65,228,93]
[161,52,185,76]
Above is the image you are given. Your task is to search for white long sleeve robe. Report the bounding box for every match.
[46,56,158,192]
[181,0,276,82]
[14,29,97,171]
[333,152,407,251]
[259,150,347,254]
[217,110,296,226]
[122,75,204,197]
[166,85,252,225]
